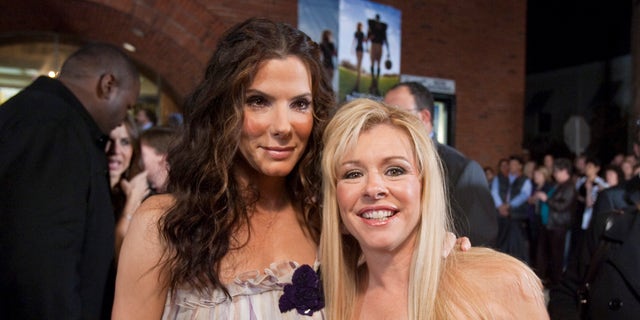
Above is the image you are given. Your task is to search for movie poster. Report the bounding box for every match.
[299,0,401,102]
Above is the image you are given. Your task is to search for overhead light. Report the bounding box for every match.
[123,42,136,52]
[48,71,56,78]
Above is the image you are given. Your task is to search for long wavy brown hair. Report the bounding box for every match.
[160,17,334,296]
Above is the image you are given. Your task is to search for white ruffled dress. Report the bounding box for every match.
[162,260,324,320]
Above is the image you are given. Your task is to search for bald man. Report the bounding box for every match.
[384,82,498,246]
[0,43,140,319]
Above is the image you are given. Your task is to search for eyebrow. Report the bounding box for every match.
[340,156,412,167]
[245,88,312,101]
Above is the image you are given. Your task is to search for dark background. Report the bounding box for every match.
[527,0,631,74]
[525,0,632,162]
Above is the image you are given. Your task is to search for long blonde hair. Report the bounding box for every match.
[320,98,453,319]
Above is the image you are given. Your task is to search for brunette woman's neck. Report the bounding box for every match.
[234,166,291,211]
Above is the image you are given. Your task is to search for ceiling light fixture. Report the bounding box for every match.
[123,42,136,52]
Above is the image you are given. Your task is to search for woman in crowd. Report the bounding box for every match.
[320,99,547,319]
[113,18,334,319]
[105,116,149,257]
[543,154,555,181]
[575,158,608,230]
[528,165,554,273]
[621,159,634,181]
[533,158,577,288]
[603,164,623,187]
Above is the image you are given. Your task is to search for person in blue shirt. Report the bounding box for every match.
[491,155,533,263]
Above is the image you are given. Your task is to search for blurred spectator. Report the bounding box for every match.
[621,159,634,181]
[544,154,555,177]
[610,152,625,166]
[575,158,608,230]
[625,154,637,167]
[572,154,587,184]
[603,164,623,187]
[484,166,496,186]
[139,126,177,194]
[492,155,532,263]
[524,160,537,180]
[498,158,510,178]
[527,165,553,271]
[167,112,183,128]
[134,106,157,131]
[534,158,576,288]
[105,116,149,256]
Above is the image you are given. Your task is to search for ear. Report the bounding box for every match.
[417,109,432,125]
[160,154,169,168]
[97,73,117,100]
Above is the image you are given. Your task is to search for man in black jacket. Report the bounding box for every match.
[384,81,498,246]
[0,43,139,319]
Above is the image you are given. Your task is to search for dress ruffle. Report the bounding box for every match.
[162,260,323,320]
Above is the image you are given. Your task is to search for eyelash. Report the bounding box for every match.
[246,96,267,108]
[245,96,312,111]
[342,170,362,179]
[386,167,405,176]
[341,166,406,179]
[292,99,312,111]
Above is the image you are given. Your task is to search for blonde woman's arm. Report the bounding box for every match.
[112,194,173,319]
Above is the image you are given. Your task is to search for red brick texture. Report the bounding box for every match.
[0,0,524,167]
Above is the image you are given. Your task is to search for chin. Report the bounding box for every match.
[260,164,297,177]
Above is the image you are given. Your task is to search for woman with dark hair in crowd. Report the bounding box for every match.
[603,164,624,187]
[105,115,149,257]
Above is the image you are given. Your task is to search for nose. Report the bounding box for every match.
[270,104,292,139]
[364,173,388,200]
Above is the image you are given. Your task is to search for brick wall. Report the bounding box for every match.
[374,0,526,167]
[0,0,524,168]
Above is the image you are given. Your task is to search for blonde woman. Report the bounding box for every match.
[320,98,548,319]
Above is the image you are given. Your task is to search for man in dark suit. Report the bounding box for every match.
[384,82,498,246]
[0,43,140,319]
[548,123,640,319]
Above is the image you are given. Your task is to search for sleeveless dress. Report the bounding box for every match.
[162,260,324,320]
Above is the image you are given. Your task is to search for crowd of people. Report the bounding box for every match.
[3,16,639,320]
[485,146,640,318]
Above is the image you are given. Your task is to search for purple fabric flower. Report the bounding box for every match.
[279,264,324,316]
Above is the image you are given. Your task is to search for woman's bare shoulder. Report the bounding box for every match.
[138,193,176,214]
[450,247,541,285]
[113,193,175,319]
[443,247,548,318]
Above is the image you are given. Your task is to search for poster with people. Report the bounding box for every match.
[298,0,401,102]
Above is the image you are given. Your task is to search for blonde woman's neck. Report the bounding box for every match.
[354,251,412,320]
